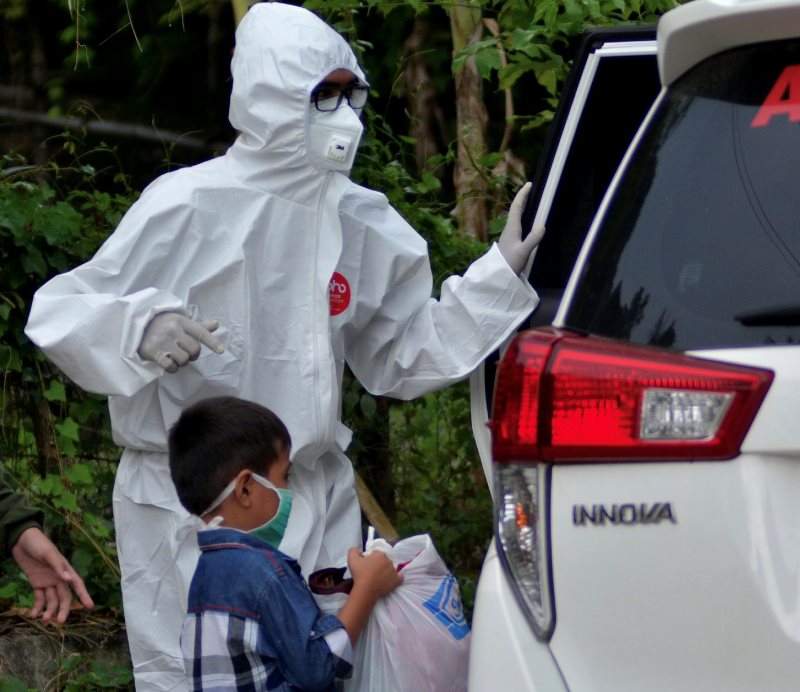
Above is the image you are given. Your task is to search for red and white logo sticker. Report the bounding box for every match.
[328,272,351,316]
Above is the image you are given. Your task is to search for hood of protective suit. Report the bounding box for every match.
[227,2,367,197]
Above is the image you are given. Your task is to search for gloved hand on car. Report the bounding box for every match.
[138,312,225,373]
[497,182,546,275]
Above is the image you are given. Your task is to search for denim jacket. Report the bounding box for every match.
[181,527,352,691]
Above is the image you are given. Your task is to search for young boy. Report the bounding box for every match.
[168,396,402,691]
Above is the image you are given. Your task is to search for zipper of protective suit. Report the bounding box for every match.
[311,172,333,446]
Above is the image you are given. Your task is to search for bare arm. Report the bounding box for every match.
[12,527,94,623]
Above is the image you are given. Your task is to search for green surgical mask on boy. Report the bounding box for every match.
[202,472,293,549]
[247,473,293,549]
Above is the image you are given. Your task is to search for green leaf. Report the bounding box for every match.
[20,247,46,278]
[474,48,502,80]
[59,438,78,457]
[498,61,530,90]
[510,28,538,51]
[55,417,80,442]
[33,201,82,245]
[343,390,360,412]
[451,53,468,75]
[65,463,93,486]
[0,673,30,692]
[0,582,22,599]
[43,379,67,403]
[68,547,94,575]
[359,394,377,419]
[60,653,82,674]
[54,489,79,512]
[534,0,559,27]
[68,395,107,424]
[37,474,63,496]
[416,171,442,194]
[84,513,112,538]
[0,346,22,372]
[537,66,559,96]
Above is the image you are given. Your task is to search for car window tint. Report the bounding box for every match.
[529,53,659,300]
[565,39,800,350]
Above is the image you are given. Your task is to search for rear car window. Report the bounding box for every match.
[564,39,800,351]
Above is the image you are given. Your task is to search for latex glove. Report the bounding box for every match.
[12,527,94,624]
[138,312,225,373]
[497,182,546,275]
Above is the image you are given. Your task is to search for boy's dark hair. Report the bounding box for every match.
[168,396,291,516]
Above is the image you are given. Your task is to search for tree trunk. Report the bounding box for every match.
[482,18,527,220]
[401,17,448,175]
[230,0,249,26]
[449,2,489,241]
[25,390,59,478]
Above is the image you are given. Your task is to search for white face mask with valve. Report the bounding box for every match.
[307,105,364,172]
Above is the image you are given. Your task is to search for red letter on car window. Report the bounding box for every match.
[751,65,800,128]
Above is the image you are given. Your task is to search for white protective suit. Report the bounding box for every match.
[25,3,538,690]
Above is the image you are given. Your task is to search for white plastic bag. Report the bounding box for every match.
[344,533,471,692]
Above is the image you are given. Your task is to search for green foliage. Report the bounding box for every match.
[60,656,134,690]
[0,675,28,691]
[0,150,137,620]
[390,382,492,614]
[354,112,487,289]
[452,0,679,130]
[0,654,133,690]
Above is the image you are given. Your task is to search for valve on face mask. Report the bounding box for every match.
[307,106,364,171]
[326,136,353,163]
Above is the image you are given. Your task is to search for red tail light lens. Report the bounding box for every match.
[491,329,774,462]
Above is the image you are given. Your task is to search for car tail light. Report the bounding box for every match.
[492,328,773,462]
[491,328,773,640]
[495,463,554,638]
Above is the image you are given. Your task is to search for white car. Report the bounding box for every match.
[468,1,800,689]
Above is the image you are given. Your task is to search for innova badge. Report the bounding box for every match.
[572,502,676,526]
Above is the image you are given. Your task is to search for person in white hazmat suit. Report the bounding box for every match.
[25,2,544,689]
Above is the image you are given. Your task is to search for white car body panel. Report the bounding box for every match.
[658,0,800,85]
[470,350,498,500]
[469,541,567,691]
[689,347,800,453]
[549,456,800,691]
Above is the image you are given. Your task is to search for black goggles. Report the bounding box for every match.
[312,84,369,112]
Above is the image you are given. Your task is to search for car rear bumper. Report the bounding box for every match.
[468,539,567,692]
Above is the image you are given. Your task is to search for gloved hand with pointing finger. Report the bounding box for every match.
[137,312,225,373]
[497,181,547,275]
